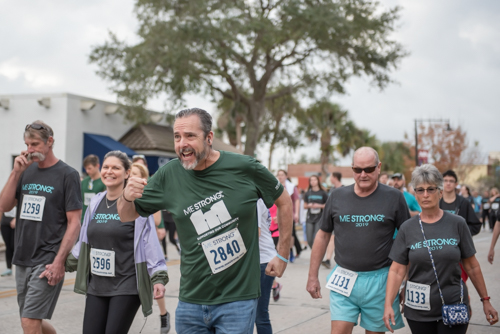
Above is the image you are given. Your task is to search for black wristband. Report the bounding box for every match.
[122,191,133,203]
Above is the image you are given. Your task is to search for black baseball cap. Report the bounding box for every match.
[391,173,403,179]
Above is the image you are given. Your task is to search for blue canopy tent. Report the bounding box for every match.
[83,133,137,172]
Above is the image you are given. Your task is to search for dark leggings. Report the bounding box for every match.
[83,294,141,334]
[407,319,468,334]
[292,223,302,255]
[165,221,180,250]
[1,222,15,269]
[482,209,490,228]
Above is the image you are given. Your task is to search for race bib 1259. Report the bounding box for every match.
[19,195,46,221]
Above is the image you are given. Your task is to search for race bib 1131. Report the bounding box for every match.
[326,266,358,297]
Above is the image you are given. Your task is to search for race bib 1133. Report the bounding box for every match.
[405,280,431,311]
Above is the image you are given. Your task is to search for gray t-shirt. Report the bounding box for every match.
[87,198,137,296]
[389,212,476,321]
[320,183,410,271]
[304,189,328,224]
[14,161,82,266]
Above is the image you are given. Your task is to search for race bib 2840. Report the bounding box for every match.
[201,228,247,274]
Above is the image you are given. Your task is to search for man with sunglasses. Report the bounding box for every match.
[0,121,82,334]
[307,147,410,334]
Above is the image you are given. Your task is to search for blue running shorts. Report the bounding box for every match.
[327,265,404,332]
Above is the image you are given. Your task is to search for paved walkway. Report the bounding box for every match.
[0,228,499,333]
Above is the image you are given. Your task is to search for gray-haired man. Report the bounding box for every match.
[0,121,82,334]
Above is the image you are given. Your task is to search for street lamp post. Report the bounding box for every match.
[414,118,451,167]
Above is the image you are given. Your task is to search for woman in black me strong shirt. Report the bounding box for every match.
[383,164,498,334]
[303,175,328,249]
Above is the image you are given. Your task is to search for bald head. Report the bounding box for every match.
[352,147,380,166]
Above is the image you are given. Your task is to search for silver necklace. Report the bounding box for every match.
[106,196,118,209]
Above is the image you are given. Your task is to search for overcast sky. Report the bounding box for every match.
[1,0,499,169]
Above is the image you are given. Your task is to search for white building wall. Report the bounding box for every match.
[0,93,136,186]
[64,94,134,173]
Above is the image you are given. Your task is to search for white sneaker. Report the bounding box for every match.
[160,311,171,333]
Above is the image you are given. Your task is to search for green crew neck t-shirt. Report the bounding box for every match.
[81,176,106,223]
[134,151,284,305]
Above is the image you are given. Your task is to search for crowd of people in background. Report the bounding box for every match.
[0,117,498,334]
[378,171,499,233]
[267,156,499,333]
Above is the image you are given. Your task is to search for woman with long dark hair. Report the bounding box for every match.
[303,175,328,249]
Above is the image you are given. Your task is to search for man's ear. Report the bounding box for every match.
[47,136,54,148]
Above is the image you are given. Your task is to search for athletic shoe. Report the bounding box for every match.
[1,269,12,277]
[160,311,171,333]
[321,260,331,269]
[272,283,282,302]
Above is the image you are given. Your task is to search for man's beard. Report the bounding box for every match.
[178,143,208,170]
[29,152,46,162]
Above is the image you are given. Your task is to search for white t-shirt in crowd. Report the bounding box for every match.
[257,199,277,264]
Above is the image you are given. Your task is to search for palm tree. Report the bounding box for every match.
[297,100,376,180]
[215,97,247,151]
[261,92,303,168]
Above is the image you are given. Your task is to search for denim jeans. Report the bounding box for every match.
[255,263,274,334]
[175,298,258,334]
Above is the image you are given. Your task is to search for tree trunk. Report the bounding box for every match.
[320,131,332,182]
[243,99,265,157]
[267,116,282,169]
[235,121,242,151]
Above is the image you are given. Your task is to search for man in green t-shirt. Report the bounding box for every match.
[81,154,106,223]
[118,108,293,334]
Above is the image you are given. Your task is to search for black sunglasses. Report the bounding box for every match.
[352,166,377,174]
[25,123,47,131]
[415,187,439,195]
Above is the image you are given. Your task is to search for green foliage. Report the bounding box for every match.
[90,0,407,155]
[297,153,321,164]
[260,92,303,167]
[297,99,375,177]
[214,94,247,147]
[379,141,412,173]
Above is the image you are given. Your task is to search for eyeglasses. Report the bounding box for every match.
[25,123,48,131]
[352,166,377,174]
[414,187,439,195]
[132,155,146,161]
